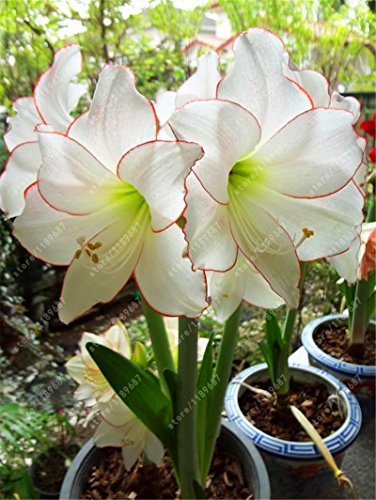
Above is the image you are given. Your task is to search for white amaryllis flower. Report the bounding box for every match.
[329,222,376,283]
[0,45,85,218]
[12,65,207,323]
[169,28,364,319]
[94,396,164,471]
[66,323,131,405]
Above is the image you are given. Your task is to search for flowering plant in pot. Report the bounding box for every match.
[302,113,375,408]
[0,27,365,498]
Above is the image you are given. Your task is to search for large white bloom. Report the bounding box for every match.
[0,45,85,218]
[169,28,364,319]
[12,65,207,323]
[66,323,131,405]
[94,396,164,471]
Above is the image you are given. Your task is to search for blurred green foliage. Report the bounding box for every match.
[220,0,375,90]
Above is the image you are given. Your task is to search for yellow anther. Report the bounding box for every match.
[296,227,315,249]
[303,227,315,238]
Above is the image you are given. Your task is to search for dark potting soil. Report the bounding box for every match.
[81,447,253,499]
[314,325,375,365]
[33,444,79,494]
[239,379,344,441]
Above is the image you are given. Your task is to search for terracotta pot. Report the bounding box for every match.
[60,419,270,499]
[225,363,361,499]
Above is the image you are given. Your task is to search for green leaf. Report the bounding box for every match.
[87,343,174,449]
[196,336,214,477]
[164,368,178,414]
[259,339,275,386]
[265,311,284,350]
[10,468,38,499]
[193,479,208,499]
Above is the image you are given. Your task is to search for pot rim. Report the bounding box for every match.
[225,362,362,459]
[60,419,270,499]
[301,313,376,377]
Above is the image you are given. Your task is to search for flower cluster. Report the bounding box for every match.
[0,29,365,326]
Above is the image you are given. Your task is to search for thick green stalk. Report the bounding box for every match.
[349,279,369,345]
[201,304,242,482]
[277,262,308,395]
[176,317,200,498]
[142,300,175,394]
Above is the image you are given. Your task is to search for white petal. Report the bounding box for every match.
[118,140,203,232]
[228,191,300,308]
[121,424,145,471]
[169,99,261,203]
[68,66,157,171]
[330,92,361,124]
[105,323,131,358]
[176,50,221,107]
[37,131,119,215]
[94,420,124,448]
[253,108,363,197]
[80,332,107,370]
[34,45,85,131]
[144,431,164,466]
[135,225,208,317]
[218,28,312,143]
[209,268,246,323]
[13,185,118,265]
[250,181,364,261]
[154,90,177,125]
[184,173,238,271]
[0,142,41,218]
[157,123,176,140]
[328,237,361,283]
[98,397,132,426]
[209,254,284,322]
[59,211,149,324]
[4,98,41,151]
[65,354,86,383]
[283,55,330,108]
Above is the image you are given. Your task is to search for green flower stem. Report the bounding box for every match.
[201,304,242,482]
[277,262,308,395]
[350,279,369,345]
[142,299,175,394]
[177,316,200,498]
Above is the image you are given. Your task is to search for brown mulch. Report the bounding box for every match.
[81,448,252,499]
[314,325,375,365]
[239,379,344,441]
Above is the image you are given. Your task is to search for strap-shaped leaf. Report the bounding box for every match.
[196,336,214,477]
[87,343,174,448]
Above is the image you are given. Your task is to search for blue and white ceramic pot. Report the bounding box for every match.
[225,363,361,499]
[301,314,376,419]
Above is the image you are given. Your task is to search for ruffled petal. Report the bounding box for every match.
[218,28,312,143]
[118,140,203,232]
[34,45,85,131]
[0,142,41,218]
[68,66,157,171]
[330,91,361,124]
[4,98,41,151]
[176,50,221,107]
[169,99,261,203]
[135,225,208,317]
